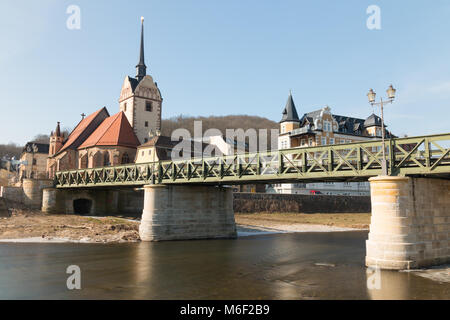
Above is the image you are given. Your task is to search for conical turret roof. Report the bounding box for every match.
[280,92,300,123]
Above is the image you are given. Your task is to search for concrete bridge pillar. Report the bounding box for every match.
[139,185,237,241]
[366,176,450,270]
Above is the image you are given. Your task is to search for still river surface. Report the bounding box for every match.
[0,231,448,299]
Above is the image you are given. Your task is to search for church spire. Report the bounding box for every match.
[136,16,147,82]
[54,121,61,137]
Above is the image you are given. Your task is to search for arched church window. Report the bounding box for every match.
[103,152,111,166]
[122,153,130,164]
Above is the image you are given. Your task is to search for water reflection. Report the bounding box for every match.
[0,232,448,299]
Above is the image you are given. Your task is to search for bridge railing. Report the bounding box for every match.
[54,133,450,187]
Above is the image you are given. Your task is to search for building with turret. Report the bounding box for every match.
[273,92,395,195]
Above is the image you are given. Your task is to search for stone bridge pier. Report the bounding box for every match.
[139,185,237,241]
[366,176,450,270]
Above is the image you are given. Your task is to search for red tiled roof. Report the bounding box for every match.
[58,107,109,154]
[78,111,140,149]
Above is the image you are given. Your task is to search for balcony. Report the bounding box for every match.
[290,126,314,137]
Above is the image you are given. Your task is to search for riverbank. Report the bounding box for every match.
[0,209,370,243]
[235,212,370,232]
[0,209,140,243]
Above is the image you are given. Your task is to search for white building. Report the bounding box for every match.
[272,92,394,196]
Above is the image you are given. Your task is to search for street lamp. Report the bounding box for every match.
[367,85,396,175]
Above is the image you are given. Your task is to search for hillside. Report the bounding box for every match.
[161,115,279,149]
[0,143,22,159]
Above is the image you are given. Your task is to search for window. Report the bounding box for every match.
[121,153,130,164]
[124,102,127,112]
[281,124,286,133]
[32,158,37,165]
[376,128,381,136]
[103,152,110,166]
[301,139,305,146]
[308,138,313,146]
[321,137,327,145]
[148,150,152,155]
[145,101,152,112]
[329,138,335,145]
[340,139,346,144]
[141,151,144,156]
[323,121,332,132]
[144,138,148,143]
[145,121,148,127]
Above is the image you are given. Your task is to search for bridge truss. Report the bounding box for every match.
[55,133,450,188]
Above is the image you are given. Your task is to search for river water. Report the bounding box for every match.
[0,231,448,299]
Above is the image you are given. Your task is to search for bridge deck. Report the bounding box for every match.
[55,133,450,188]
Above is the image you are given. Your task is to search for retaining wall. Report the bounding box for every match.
[233,192,371,213]
[0,186,24,203]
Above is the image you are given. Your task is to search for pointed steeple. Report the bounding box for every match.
[55,122,61,137]
[136,16,147,82]
[280,91,300,123]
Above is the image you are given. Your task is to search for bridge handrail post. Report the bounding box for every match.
[357,147,362,171]
[173,162,178,181]
[327,148,333,172]
[157,162,163,184]
[236,155,242,177]
[302,152,307,173]
[424,137,431,168]
[389,138,395,175]
[277,150,283,175]
[217,158,222,178]
[256,153,261,175]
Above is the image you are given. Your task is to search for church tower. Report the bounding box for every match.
[119,17,163,144]
[49,122,64,156]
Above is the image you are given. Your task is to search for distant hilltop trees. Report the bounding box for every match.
[161,115,279,149]
[0,143,22,160]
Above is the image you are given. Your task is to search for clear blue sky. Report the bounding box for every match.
[1,0,449,145]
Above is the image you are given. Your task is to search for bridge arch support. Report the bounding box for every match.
[42,188,119,216]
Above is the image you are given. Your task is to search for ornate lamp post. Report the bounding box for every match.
[367,85,396,175]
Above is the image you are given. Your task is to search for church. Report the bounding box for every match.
[47,18,161,178]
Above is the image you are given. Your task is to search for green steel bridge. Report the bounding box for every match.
[55,133,450,188]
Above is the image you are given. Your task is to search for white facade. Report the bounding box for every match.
[270,181,370,196]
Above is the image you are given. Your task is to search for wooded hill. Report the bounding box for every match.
[161,115,279,149]
[0,143,22,159]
